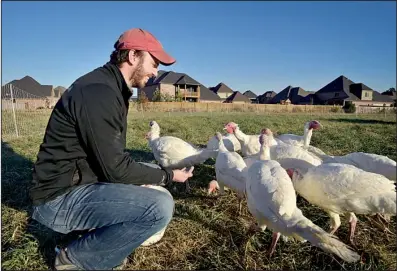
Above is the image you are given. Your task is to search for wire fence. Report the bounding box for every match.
[1,84,53,139]
[1,90,396,141]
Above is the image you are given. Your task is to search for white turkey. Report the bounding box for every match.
[315,151,396,181]
[140,185,174,246]
[287,162,396,246]
[146,120,217,192]
[207,132,247,214]
[223,122,278,157]
[245,141,360,262]
[276,120,322,146]
[243,128,323,169]
[206,131,241,152]
[276,120,326,156]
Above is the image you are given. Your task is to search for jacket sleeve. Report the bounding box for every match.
[72,83,174,186]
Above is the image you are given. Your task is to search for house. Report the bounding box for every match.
[257,91,277,104]
[209,82,235,101]
[1,76,64,109]
[243,90,258,103]
[2,76,54,98]
[315,75,394,107]
[270,86,315,105]
[224,91,252,104]
[381,88,396,105]
[54,86,67,98]
[138,70,222,103]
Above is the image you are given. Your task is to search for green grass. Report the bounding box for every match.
[1,111,396,270]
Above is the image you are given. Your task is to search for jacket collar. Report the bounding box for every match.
[104,62,133,101]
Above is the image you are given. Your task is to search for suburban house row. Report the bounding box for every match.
[2,71,396,110]
[137,70,396,108]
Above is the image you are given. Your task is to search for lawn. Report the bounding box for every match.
[1,111,396,270]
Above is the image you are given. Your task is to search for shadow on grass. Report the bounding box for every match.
[0,143,167,269]
[328,118,396,125]
[125,148,155,162]
[1,141,84,268]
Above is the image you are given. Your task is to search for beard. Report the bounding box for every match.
[130,58,149,89]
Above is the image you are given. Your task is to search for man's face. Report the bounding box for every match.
[131,51,160,89]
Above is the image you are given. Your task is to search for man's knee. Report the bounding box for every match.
[151,188,174,226]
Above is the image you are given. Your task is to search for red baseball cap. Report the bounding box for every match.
[115,28,176,66]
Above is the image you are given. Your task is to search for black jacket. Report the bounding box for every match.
[29,62,174,206]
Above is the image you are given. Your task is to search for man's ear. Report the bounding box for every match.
[128,50,139,65]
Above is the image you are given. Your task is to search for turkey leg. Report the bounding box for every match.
[267,232,281,257]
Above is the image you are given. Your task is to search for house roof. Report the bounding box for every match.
[243,90,257,99]
[224,91,252,103]
[140,71,221,101]
[269,85,293,104]
[315,75,393,103]
[372,91,395,103]
[210,82,235,94]
[350,83,373,91]
[200,85,222,101]
[264,91,277,98]
[151,70,201,85]
[257,91,277,103]
[3,76,53,98]
[316,75,355,94]
[270,86,314,104]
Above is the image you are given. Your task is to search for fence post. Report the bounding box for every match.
[10,85,19,137]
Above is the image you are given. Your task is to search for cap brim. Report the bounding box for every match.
[149,50,176,66]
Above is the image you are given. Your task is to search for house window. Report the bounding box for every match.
[364,92,369,97]
[334,93,339,97]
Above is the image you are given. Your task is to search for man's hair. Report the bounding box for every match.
[109,48,144,67]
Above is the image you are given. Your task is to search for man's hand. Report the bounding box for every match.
[172,166,194,183]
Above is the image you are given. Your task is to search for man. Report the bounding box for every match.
[29,28,194,270]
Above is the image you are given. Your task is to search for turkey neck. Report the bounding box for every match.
[233,128,248,143]
[303,126,313,147]
[258,142,271,161]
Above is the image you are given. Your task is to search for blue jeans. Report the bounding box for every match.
[32,181,174,270]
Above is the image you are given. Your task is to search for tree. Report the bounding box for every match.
[137,90,149,104]
[152,90,175,102]
[381,87,396,95]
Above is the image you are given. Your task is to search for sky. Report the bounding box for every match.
[2,1,396,96]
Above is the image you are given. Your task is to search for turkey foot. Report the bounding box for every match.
[237,194,244,215]
[207,180,220,195]
[267,232,281,257]
[348,213,358,248]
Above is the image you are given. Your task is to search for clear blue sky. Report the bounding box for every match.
[2,1,396,96]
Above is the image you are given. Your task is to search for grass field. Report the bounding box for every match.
[1,111,396,270]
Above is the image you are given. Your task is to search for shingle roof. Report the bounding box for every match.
[151,70,200,85]
[372,91,395,103]
[257,91,277,104]
[316,75,355,94]
[243,90,257,99]
[210,82,235,94]
[200,85,222,101]
[224,91,251,103]
[269,85,293,104]
[350,83,373,91]
[4,76,53,98]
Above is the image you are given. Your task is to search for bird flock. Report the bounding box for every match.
[143,119,396,264]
